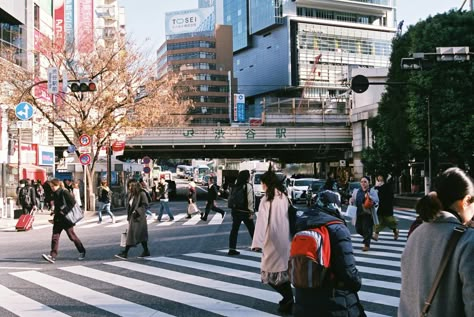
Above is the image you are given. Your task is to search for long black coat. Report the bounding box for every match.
[294,210,365,317]
[374,182,394,217]
[126,191,149,246]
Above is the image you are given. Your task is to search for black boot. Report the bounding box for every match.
[270,282,294,314]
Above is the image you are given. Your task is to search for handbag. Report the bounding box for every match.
[188,202,199,214]
[62,192,84,225]
[420,225,467,317]
[346,205,357,219]
[363,193,374,209]
[120,230,127,247]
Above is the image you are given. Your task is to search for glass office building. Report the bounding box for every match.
[224,0,397,99]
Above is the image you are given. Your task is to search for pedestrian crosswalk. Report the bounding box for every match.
[2,209,417,233]
[0,230,408,316]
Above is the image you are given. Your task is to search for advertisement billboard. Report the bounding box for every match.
[233,94,245,122]
[54,0,65,50]
[165,7,214,36]
[64,0,75,51]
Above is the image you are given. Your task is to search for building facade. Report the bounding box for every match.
[224,0,397,118]
[157,24,234,125]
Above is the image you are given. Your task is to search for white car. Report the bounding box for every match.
[287,178,317,203]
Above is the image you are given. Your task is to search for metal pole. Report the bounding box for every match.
[17,127,21,184]
[427,96,432,192]
[228,70,232,124]
[107,137,112,186]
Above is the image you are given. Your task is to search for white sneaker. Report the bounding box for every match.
[42,254,55,264]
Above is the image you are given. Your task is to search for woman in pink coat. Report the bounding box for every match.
[251,168,293,314]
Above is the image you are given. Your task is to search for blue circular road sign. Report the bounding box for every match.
[79,153,92,165]
[15,102,34,121]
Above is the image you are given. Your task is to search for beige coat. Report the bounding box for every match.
[251,189,291,272]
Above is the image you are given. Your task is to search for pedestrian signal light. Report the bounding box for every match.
[70,80,97,92]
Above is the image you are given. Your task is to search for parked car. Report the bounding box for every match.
[306,179,326,206]
[287,178,317,203]
[340,181,361,205]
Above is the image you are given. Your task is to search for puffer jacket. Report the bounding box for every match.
[293,209,365,317]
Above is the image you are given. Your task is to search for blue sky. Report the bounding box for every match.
[117,0,464,53]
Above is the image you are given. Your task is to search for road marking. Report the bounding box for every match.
[351,236,407,246]
[352,242,405,252]
[105,261,280,302]
[185,252,260,268]
[157,213,186,226]
[10,270,165,317]
[208,213,225,225]
[394,210,417,216]
[147,256,261,281]
[62,266,280,317]
[0,284,70,317]
[182,213,203,226]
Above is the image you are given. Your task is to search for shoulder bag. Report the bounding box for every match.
[420,225,467,317]
[63,191,84,225]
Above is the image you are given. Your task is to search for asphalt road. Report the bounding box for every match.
[0,178,416,317]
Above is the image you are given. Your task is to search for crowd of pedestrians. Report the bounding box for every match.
[23,164,472,316]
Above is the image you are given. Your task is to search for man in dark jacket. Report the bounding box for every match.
[373,174,399,241]
[293,209,366,317]
[201,176,225,221]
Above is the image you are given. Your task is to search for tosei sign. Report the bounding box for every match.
[165,8,214,36]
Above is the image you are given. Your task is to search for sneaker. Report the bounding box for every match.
[114,252,128,260]
[227,249,240,256]
[138,251,151,258]
[42,254,55,264]
[201,216,208,221]
[185,215,192,219]
[372,233,379,241]
[169,218,175,221]
[362,245,370,252]
[97,220,102,224]
[78,251,86,261]
[111,218,116,224]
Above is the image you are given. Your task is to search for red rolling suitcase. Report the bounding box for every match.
[15,207,37,231]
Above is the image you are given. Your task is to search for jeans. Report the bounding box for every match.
[158,200,174,220]
[98,202,115,222]
[50,222,85,258]
[229,211,255,250]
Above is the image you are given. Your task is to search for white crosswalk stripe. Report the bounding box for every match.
[0,232,405,316]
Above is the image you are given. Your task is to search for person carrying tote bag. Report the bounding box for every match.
[115,179,150,259]
[349,176,379,252]
[42,179,86,264]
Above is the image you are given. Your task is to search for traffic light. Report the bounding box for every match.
[70,80,97,92]
[400,57,423,70]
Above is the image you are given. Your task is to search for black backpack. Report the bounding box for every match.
[227,184,248,211]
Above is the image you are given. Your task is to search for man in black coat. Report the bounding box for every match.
[373,174,399,241]
[293,208,366,317]
[201,177,225,221]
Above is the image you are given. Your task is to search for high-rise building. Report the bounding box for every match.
[224,0,396,108]
[158,4,234,126]
[157,24,234,126]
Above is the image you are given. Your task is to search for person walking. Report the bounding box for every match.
[251,168,294,314]
[42,179,86,264]
[115,180,150,259]
[398,167,474,317]
[294,208,366,317]
[228,170,255,256]
[43,179,53,212]
[139,178,154,218]
[34,180,45,212]
[373,174,399,241]
[97,180,116,224]
[72,181,82,209]
[350,176,379,252]
[17,179,37,215]
[186,181,200,218]
[157,178,174,221]
[201,176,225,221]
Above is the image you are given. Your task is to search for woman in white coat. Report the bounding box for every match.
[251,168,293,314]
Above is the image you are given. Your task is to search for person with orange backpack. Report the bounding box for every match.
[289,206,366,316]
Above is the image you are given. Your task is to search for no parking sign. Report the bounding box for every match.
[79,153,91,165]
